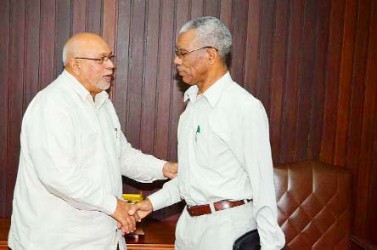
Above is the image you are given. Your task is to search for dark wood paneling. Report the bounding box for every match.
[55,0,71,74]
[347,0,371,239]
[0,0,10,217]
[126,0,146,149]
[40,0,56,89]
[269,0,288,163]
[280,0,304,163]
[169,0,190,161]
[1,0,377,247]
[140,0,160,155]
[154,0,175,160]
[230,0,249,85]
[87,0,102,34]
[295,0,317,160]
[255,0,275,113]
[362,0,377,243]
[113,0,130,128]
[24,0,41,109]
[7,0,26,216]
[334,0,357,166]
[320,0,346,163]
[307,0,330,161]
[72,0,87,34]
[243,0,260,95]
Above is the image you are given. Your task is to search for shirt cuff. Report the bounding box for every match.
[101,195,117,215]
[148,159,167,181]
[147,189,170,211]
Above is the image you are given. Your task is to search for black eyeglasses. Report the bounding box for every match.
[174,46,218,59]
[75,54,115,64]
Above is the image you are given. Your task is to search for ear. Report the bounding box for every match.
[68,58,81,75]
[207,48,218,65]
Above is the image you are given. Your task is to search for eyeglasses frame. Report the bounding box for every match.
[175,46,218,59]
[75,54,115,64]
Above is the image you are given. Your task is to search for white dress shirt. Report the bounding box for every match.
[8,70,166,250]
[149,72,285,249]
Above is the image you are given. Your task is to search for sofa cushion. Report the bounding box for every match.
[274,160,351,249]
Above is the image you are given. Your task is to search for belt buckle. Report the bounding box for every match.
[221,201,231,209]
[186,205,195,216]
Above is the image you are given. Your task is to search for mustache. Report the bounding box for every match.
[176,66,185,72]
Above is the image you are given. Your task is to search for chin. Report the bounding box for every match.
[97,81,111,91]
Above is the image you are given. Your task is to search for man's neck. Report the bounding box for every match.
[197,66,228,94]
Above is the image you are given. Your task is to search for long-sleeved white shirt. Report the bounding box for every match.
[8,70,166,250]
[148,72,285,249]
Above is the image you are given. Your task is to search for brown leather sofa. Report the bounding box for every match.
[274,160,352,249]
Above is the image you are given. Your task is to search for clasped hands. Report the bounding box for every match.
[112,198,154,235]
[112,162,177,234]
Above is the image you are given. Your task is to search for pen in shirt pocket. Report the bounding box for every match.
[114,128,118,139]
[195,125,200,142]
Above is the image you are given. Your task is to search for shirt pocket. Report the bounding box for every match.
[208,113,230,144]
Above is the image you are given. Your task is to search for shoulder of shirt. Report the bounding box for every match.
[221,81,263,111]
[29,73,77,111]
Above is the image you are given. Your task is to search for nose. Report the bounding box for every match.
[174,55,182,65]
[105,58,115,69]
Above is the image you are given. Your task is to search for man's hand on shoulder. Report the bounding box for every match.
[163,162,178,179]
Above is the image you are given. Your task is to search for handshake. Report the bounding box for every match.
[111,198,154,235]
[111,161,177,234]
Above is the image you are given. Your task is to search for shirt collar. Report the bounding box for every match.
[183,72,232,107]
[62,70,109,106]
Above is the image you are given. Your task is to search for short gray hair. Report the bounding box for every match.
[62,45,69,66]
[179,16,232,60]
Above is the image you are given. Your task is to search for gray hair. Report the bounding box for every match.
[179,16,232,60]
[62,45,69,66]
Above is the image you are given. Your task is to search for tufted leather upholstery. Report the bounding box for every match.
[274,160,351,249]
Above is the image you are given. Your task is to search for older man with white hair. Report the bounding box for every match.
[130,16,285,250]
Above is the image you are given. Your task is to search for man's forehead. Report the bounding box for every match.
[76,40,111,55]
[176,30,198,48]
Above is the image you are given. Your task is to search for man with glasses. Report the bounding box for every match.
[129,16,285,249]
[8,33,177,250]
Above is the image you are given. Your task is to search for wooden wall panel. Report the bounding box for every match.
[0,0,376,247]
[126,0,146,148]
[7,0,26,216]
[255,0,275,113]
[295,0,317,160]
[40,0,56,89]
[307,0,330,160]
[0,0,10,218]
[243,0,260,95]
[55,0,71,74]
[24,0,41,107]
[269,0,288,164]
[113,0,130,128]
[72,0,87,34]
[280,0,304,163]
[154,0,175,160]
[87,0,102,34]
[348,0,371,239]
[230,0,249,86]
[140,0,160,155]
[360,0,377,243]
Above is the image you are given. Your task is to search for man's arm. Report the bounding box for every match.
[239,101,285,250]
[127,177,182,222]
[119,132,177,181]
